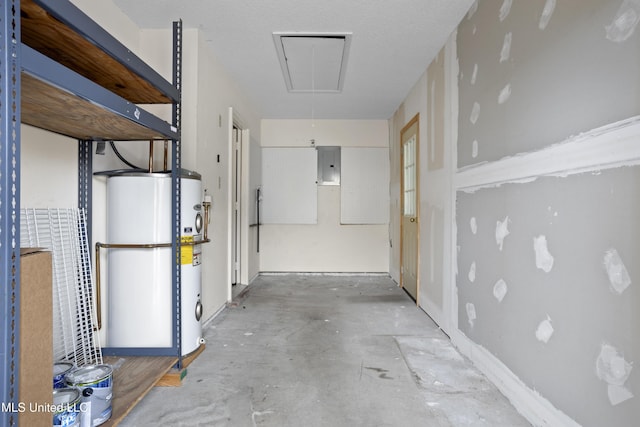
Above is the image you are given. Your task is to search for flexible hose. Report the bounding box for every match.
[109,140,146,170]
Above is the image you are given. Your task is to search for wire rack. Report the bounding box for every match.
[20,208,102,366]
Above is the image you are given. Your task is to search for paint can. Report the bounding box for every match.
[64,365,113,426]
[53,387,81,427]
[53,362,75,389]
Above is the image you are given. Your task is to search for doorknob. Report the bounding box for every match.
[410,217,416,223]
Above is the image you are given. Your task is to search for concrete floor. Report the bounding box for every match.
[119,275,531,426]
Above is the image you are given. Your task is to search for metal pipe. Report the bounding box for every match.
[163,140,169,171]
[94,239,210,330]
[148,140,154,172]
[203,194,211,241]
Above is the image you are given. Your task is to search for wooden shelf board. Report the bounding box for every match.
[21,0,172,104]
[22,73,171,141]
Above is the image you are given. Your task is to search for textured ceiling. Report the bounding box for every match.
[113,0,474,119]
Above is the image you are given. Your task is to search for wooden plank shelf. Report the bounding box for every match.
[21,0,177,104]
[100,355,177,427]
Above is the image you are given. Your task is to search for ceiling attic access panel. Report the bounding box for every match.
[273,32,352,93]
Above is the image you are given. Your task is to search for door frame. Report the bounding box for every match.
[400,113,420,303]
[227,108,250,301]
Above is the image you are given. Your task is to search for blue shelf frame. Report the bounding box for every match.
[0,1,21,425]
[2,1,183,423]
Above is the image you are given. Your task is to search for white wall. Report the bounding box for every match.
[20,126,78,208]
[260,119,389,272]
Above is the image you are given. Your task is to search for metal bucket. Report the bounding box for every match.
[64,365,113,426]
[53,362,75,389]
[53,388,81,427]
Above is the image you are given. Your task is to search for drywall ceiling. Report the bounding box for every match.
[112,0,475,120]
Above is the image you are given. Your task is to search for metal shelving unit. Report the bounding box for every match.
[1,1,182,424]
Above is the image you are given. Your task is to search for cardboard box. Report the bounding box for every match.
[19,248,53,427]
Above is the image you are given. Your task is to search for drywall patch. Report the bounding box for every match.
[603,248,631,295]
[499,0,513,22]
[472,140,479,158]
[471,63,478,85]
[500,32,512,63]
[470,217,477,235]
[539,0,557,30]
[493,279,507,303]
[536,316,554,343]
[467,1,479,20]
[608,384,634,406]
[430,210,436,284]
[533,235,554,272]
[470,102,480,124]
[606,0,640,42]
[468,261,477,283]
[466,302,477,327]
[596,343,634,405]
[495,216,510,251]
[498,83,511,104]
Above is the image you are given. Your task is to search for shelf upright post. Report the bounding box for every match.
[78,139,93,248]
[0,1,21,426]
[172,20,183,367]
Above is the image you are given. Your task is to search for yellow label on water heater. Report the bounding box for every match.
[181,236,194,265]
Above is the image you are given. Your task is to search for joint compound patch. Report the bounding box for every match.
[470,217,478,235]
[536,316,554,343]
[608,384,634,406]
[499,0,513,22]
[533,235,554,272]
[467,1,479,20]
[468,261,477,283]
[603,248,631,295]
[596,343,634,405]
[498,84,511,104]
[606,0,640,42]
[471,63,478,85]
[470,102,480,124]
[493,279,507,303]
[539,0,557,30]
[472,140,479,158]
[500,32,512,63]
[495,216,510,251]
[466,303,477,327]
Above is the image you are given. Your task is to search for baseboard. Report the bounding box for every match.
[451,330,581,427]
[202,302,227,329]
[258,271,391,276]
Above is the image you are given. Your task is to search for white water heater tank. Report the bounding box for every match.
[106,170,203,356]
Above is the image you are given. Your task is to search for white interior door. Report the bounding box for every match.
[231,127,241,285]
[231,122,251,287]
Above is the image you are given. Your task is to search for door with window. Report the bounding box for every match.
[400,114,419,301]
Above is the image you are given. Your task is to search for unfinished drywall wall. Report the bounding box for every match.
[454,1,640,425]
[457,167,640,425]
[260,119,389,272]
[458,0,640,167]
